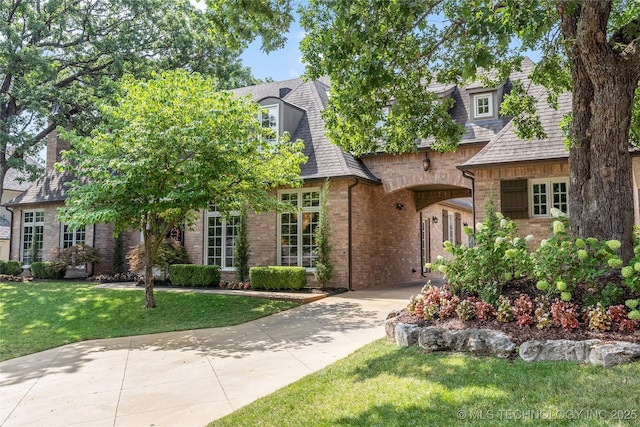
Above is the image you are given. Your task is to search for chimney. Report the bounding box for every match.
[45,129,70,170]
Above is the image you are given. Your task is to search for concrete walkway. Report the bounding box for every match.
[0,282,425,427]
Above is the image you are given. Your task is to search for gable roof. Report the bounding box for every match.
[459,71,571,169]
[231,78,379,183]
[4,169,73,207]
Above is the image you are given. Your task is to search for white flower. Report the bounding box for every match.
[550,207,565,218]
[525,234,534,242]
[476,223,484,232]
[495,212,504,219]
[500,218,507,228]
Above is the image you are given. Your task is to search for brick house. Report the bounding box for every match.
[5,58,640,288]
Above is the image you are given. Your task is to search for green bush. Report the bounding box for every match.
[169,264,220,287]
[428,193,532,303]
[0,260,24,276]
[30,261,66,279]
[250,266,307,290]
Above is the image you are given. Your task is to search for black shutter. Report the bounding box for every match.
[442,210,448,243]
[455,213,462,245]
[500,179,528,219]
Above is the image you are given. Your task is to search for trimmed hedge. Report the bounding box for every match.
[169,264,221,287]
[249,266,307,290]
[30,261,66,279]
[0,260,23,276]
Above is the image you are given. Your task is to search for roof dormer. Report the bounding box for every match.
[466,82,505,122]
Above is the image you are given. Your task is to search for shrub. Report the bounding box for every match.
[583,282,624,309]
[53,244,100,268]
[607,305,638,331]
[532,210,622,300]
[313,179,333,287]
[169,264,220,287]
[514,294,534,326]
[534,296,552,330]
[428,193,532,300]
[474,300,496,322]
[0,260,24,276]
[249,266,307,290]
[455,298,476,321]
[583,303,612,331]
[234,206,250,282]
[30,261,66,279]
[496,295,514,323]
[128,238,189,279]
[551,299,581,330]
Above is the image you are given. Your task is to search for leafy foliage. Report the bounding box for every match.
[313,180,333,287]
[58,70,306,307]
[583,303,612,332]
[0,260,23,276]
[234,206,251,282]
[1,0,278,200]
[249,266,307,290]
[29,261,65,280]
[52,245,101,268]
[428,193,532,303]
[169,264,221,287]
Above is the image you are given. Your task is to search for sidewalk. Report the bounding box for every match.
[0,281,426,427]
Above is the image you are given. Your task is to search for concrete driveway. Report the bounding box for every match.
[0,282,424,427]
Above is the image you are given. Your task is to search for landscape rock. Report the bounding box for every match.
[519,339,640,367]
[384,311,403,343]
[418,327,516,358]
[394,323,422,347]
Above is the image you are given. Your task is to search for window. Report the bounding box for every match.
[21,211,44,266]
[279,189,321,268]
[61,224,86,249]
[473,93,493,119]
[205,207,240,269]
[260,104,279,140]
[530,179,569,217]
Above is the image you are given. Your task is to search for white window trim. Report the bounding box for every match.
[529,178,569,218]
[20,210,44,267]
[260,104,280,138]
[204,208,240,271]
[472,93,494,119]
[277,188,321,270]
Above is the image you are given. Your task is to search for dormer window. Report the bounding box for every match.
[472,93,494,119]
[260,104,279,139]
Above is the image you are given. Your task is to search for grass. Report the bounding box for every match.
[210,339,640,427]
[0,281,299,361]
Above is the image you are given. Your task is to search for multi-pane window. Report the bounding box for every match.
[473,93,493,118]
[279,189,321,268]
[260,104,279,140]
[206,207,240,269]
[21,211,44,265]
[530,179,569,217]
[61,224,86,249]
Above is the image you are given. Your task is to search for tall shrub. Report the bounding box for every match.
[314,179,333,287]
[235,205,250,282]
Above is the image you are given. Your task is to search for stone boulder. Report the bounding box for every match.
[394,323,423,347]
[384,310,403,343]
[418,327,516,358]
[519,340,640,367]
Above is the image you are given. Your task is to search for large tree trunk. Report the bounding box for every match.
[559,0,640,261]
[143,230,156,309]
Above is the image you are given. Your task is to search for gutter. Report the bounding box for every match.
[347,179,360,291]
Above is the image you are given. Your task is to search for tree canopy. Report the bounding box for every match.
[58,70,306,307]
[0,0,295,201]
[300,0,640,259]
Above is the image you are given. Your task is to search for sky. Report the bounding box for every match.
[239,18,306,82]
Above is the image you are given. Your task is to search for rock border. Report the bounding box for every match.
[385,311,640,367]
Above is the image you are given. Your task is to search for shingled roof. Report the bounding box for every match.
[459,67,571,170]
[231,78,379,182]
[4,169,73,207]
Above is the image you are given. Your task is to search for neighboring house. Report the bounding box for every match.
[6,58,640,288]
[1,156,43,260]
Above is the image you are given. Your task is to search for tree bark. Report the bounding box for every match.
[558,0,640,261]
[143,229,156,309]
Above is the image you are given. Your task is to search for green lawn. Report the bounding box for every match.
[211,340,640,427]
[0,281,298,361]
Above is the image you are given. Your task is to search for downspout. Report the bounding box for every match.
[347,179,360,291]
[91,223,96,276]
[462,170,476,231]
[6,206,14,261]
[420,211,426,278]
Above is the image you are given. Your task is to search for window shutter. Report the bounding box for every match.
[455,213,462,245]
[442,210,448,243]
[500,179,528,219]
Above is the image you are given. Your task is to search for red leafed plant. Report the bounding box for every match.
[514,294,535,326]
[607,305,638,332]
[551,299,581,330]
[474,300,496,322]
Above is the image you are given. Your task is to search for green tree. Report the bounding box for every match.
[314,179,333,287]
[0,0,294,202]
[300,0,640,260]
[234,205,250,283]
[57,70,306,308]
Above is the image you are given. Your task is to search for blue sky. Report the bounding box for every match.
[239,18,306,82]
